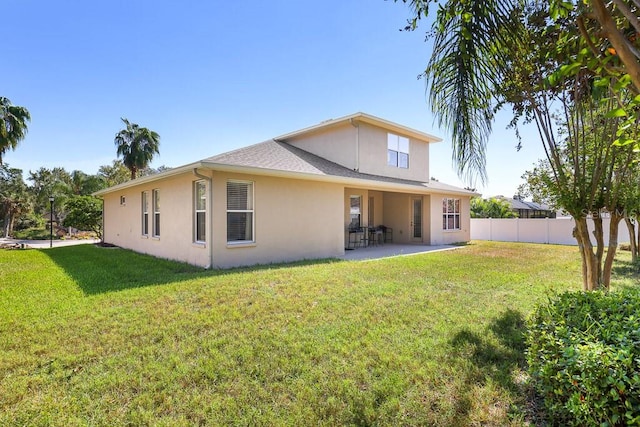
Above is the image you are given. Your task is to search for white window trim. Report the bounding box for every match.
[141,191,149,237]
[194,180,206,244]
[443,197,461,231]
[349,195,362,228]
[387,133,410,169]
[226,180,255,245]
[152,189,160,238]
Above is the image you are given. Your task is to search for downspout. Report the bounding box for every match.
[193,168,213,269]
[350,118,360,171]
[100,198,104,243]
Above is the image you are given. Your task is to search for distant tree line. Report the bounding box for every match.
[1,97,163,238]
[0,161,168,238]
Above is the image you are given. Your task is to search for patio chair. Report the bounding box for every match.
[370,226,385,246]
[347,225,368,249]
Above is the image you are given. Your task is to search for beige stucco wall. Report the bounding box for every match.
[285,123,358,170]
[211,171,345,268]
[379,192,432,244]
[356,124,429,182]
[367,190,384,226]
[102,172,211,267]
[285,123,430,182]
[428,193,472,245]
[102,170,472,268]
[103,171,345,269]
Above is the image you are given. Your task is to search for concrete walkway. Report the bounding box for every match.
[0,237,100,249]
[340,243,461,261]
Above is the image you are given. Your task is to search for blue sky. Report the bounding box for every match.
[5,0,547,197]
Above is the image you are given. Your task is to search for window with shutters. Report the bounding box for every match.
[194,180,206,243]
[227,181,254,243]
[141,191,149,236]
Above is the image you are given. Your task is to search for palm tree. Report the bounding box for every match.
[0,97,31,164]
[402,0,640,182]
[403,0,520,184]
[114,118,160,180]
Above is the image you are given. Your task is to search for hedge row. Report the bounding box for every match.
[526,290,640,426]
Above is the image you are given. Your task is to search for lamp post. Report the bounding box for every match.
[49,196,55,248]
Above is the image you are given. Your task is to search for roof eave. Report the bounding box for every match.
[275,112,442,144]
[200,161,475,196]
[92,162,205,196]
[93,160,475,198]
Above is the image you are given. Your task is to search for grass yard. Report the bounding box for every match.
[0,241,636,426]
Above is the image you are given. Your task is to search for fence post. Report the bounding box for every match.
[489,218,493,241]
[546,217,550,244]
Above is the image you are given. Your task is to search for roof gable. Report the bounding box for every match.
[275,112,442,144]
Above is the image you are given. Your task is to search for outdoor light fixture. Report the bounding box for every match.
[49,196,55,248]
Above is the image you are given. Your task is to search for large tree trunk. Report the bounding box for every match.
[602,212,623,290]
[593,216,604,283]
[624,217,637,263]
[574,217,600,290]
[637,219,640,260]
[2,213,9,238]
[6,212,15,238]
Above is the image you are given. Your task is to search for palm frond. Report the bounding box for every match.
[423,0,522,184]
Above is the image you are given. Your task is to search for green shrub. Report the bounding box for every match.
[12,227,56,240]
[14,212,45,230]
[526,290,640,426]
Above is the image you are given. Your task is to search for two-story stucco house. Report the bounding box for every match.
[95,112,476,268]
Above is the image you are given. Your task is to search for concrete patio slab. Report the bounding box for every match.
[340,243,461,261]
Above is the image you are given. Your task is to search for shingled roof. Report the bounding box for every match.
[95,113,475,197]
[202,139,472,194]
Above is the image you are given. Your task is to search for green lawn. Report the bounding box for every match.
[0,241,635,426]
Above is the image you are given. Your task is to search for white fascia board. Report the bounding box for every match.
[200,161,474,196]
[275,112,442,144]
[92,162,204,196]
[94,160,475,198]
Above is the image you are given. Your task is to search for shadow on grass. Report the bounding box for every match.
[612,257,640,288]
[447,309,529,424]
[44,244,340,295]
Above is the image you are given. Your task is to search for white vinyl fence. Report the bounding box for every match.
[471,217,631,246]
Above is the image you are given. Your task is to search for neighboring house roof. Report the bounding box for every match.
[495,196,553,211]
[94,113,475,197]
[275,112,442,144]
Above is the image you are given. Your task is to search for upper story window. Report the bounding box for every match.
[387,133,409,169]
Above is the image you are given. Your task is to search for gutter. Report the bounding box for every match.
[93,162,204,196]
[100,198,104,243]
[193,168,213,269]
[199,161,476,196]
